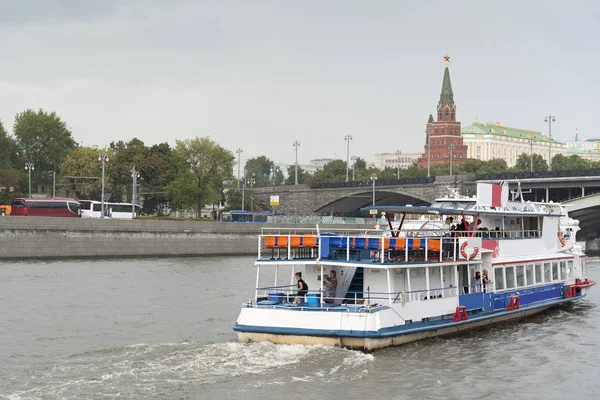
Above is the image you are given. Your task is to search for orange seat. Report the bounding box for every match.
[276,236,288,248]
[290,236,301,248]
[302,234,318,247]
[380,238,390,250]
[427,239,441,252]
[265,236,277,249]
[394,238,406,250]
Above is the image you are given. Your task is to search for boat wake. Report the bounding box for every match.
[1,341,373,399]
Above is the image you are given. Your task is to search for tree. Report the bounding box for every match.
[312,159,347,183]
[0,169,24,204]
[166,137,235,217]
[58,147,110,200]
[551,154,589,171]
[0,119,17,170]
[13,109,76,182]
[513,152,548,172]
[138,143,176,215]
[284,165,312,185]
[244,156,284,187]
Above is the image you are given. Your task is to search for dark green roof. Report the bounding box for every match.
[438,66,455,109]
[461,122,564,144]
[427,112,434,123]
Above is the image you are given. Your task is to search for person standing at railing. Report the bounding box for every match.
[482,269,491,293]
[323,270,338,304]
[294,272,309,303]
[473,271,482,293]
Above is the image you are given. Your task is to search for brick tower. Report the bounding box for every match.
[417,55,468,168]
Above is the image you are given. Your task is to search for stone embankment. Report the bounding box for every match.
[0,217,369,260]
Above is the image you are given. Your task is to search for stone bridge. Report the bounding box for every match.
[252,176,477,216]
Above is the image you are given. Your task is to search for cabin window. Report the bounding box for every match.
[535,263,543,284]
[525,264,534,286]
[559,261,567,280]
[505,266,516,289]
[516,265,525,287]
[552,261,559,281]
[494,267,504,290]
[567,260,573,275]
[544,263,552,283]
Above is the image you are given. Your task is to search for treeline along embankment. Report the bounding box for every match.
[0,217,368,260]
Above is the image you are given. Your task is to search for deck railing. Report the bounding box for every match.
[251,285,459,310]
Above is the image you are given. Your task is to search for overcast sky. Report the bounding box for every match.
[1,0,598,168]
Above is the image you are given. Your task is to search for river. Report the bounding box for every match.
[0,256,598,400]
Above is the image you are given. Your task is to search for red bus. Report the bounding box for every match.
[10,198,82,217]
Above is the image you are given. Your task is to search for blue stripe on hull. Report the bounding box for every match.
[234,295,583,338]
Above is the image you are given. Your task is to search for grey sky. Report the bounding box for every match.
[1,1,598,168]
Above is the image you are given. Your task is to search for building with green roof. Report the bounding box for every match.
[460,122,566,167]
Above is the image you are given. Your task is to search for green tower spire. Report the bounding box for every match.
[438,55,455,110]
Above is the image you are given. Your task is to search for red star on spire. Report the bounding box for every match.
[443,54,450,63]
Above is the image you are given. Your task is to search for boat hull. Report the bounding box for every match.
[237,299,576,351]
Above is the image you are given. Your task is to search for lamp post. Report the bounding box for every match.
[426,127,432,178]
[448,143,455,177]
[396,150,401,179]
[248,173,255,212]
[236,148,243,187]
[344,134,353,182]
[130,166,140,218]
[544,115,556,171]
[371,174,377,206]
[98,153,109,217]
[293,141,300,185]
[241,171,246,211]
[528,139,534,172]
[351,155,357,181]
[24,162,34,198]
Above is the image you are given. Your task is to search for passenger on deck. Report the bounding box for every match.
[482,269,491,293]
[294,272,309,303]
[323,270,338,304]
[443,217,454,236]
[472,271,481,293]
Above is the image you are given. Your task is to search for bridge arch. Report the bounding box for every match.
[314,191,430,216]
[563,193,600,239]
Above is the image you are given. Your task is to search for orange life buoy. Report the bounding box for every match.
[558,232,566,247]
[460,241,479,260]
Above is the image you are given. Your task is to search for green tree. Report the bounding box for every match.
[312,159,347,183]
[138,143,176,215]
[58,147,109,200]
[166,137,235,217]
[0,119,17,170]
[13,109,76,181]
[513,152,548,172]
[244,156,284,187]
[551,154,589,171]
[0,169,24,204]
[284,165,312,185]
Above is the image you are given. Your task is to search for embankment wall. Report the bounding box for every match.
[0,217,368,260]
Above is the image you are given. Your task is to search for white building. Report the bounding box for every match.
[461,122,566,167]
[374,152,420,170]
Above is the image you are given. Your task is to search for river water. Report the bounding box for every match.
[0,256,598,400]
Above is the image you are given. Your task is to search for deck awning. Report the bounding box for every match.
[360,205,562,218]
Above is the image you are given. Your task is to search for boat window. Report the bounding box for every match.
[525,264,533,286]
[567,260,573,276]
[552,261,559,281]
[494,267,504,290]
[544,263,552,283]
[535,263,543,284]
[505,266,515,289]
[516,265,525,287]
[559,261,567,281]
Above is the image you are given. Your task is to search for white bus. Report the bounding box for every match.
[79,200,142,219]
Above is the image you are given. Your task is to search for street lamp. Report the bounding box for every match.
[426,127,432,178]
[351,155,357,181]
[130,166,140,218]
[236,148,243,188]
[528,139,534,172]
[396,149,401,179]
[293,141,300,185]
[98,153,109,217]
[371,174,377,206]
[544,115,556,171]
[241,171,247,211]
[24,162,34,198]
[247,173,256,212]
[344,135,353,182]
[448,143,455,177]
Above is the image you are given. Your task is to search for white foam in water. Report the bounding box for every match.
[2,341,374,398]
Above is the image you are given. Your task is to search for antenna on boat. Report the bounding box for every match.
[316,223,320,236]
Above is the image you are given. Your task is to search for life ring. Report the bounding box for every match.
[558,232,566,247]
[460,241,479,260]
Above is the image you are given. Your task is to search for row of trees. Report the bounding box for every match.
[2,108,599,216]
